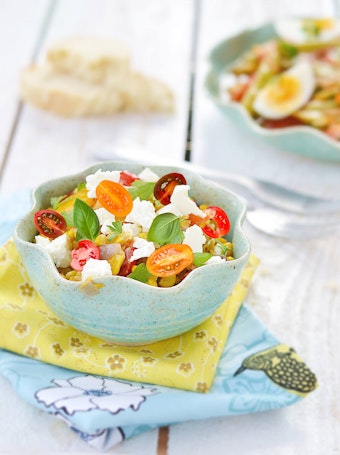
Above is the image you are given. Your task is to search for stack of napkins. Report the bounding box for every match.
[0,192,317,451]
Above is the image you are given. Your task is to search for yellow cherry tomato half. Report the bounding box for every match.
[96,180,133,217]
[146,244,194,277]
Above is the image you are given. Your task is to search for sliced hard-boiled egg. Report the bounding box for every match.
[275,18,340,44]
[253,60,315,120]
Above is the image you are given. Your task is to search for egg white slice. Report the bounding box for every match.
[275,18,340,44]
[253,60,315,120]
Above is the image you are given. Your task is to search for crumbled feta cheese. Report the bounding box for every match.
[130,238,155,261]
[35,233,71,268]
[156,203,182,217]
[125,197,156,232]
[182,225,206,253]
[170,185,206,217]
[206,256,226,265]
[86,169,121,198]
[35,235,50,247]
[81,258,112,281]
[122,222,142,237]
[138,168,160,182]
[95,207,116,235]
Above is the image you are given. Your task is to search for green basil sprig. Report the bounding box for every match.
[73,198,100,242]
[128,180,155,200]
[147,213,184,246]
[107,220,123,240]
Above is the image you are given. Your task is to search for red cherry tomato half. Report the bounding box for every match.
[96,180,133,217]
[154,172,187,205]
[146,244,194,277]
[34,209,67,239]
[201,206,230,238]
[71,240,100,271]
[119,170,140,186]
[258,116,304,129]
[118,246,137,276]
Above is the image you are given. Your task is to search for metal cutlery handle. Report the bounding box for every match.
[93,145,340,215]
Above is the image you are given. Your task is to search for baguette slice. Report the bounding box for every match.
[20,65,175,117]
[123,72,175,114]
[47,36,131,87]
[20,64,124,117]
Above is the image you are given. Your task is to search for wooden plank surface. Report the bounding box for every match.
[0,0,340,453]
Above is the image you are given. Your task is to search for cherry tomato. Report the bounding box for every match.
[34,209,67,239]
[146,244,194,277]
[96,180,133,217]
[118,246,137,276]
[154,172,187,205]
[201,206,230,238]
[119,170,140,186]
[71,240,100,271]
[258,116,304,129]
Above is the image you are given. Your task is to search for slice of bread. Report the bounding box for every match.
[20,65,174,117]
[123,72,175,113]
[46,36,131,88]
[20,36,175,117]
[20,64,124,117]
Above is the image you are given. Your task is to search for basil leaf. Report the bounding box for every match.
[128,263,152,283]
[193,252,212,267]
[128,180,155,200]
[73,198,100,242]
[50,195,64,210]
[147,213,184,246]
[61,210,74,227]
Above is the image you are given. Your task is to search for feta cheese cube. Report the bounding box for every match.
[130,238,155,261]
[170,185,206,217]
[81,258,112,281]
[122,222,142,236]
[35,233,71,268]
[138,168,160,182]
[156,203,182,217]
[182,225,206,253]
[125,197,156,232]
[95,207,116,235]
[206,256,226,265]
[86,169,121,198]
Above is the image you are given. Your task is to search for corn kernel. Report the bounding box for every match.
[108,251,125,275]
[147,277,158,287]
[95,234,108,246]
[158,275,177,287]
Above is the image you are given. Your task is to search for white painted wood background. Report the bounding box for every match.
[0,0,339,453]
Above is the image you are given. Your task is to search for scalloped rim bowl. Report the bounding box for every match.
[205,21,340,162]
[13,161,250,345]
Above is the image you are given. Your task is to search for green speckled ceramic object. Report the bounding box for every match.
[13,161,250,345]
[205,22,340,162]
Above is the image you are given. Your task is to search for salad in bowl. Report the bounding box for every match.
[206,17,340,161]
[14,161,250,345]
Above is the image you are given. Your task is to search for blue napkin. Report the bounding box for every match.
[0,191,317,451]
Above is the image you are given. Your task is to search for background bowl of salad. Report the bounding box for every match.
[13,161,250,345]
[205,18,340,162]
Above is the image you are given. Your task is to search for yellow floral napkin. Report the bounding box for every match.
[0,238,258,392]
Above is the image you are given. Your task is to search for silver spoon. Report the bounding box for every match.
[90,145,340,239]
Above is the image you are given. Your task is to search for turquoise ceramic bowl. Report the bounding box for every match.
[13,161,250,345]
[205,22,340,162]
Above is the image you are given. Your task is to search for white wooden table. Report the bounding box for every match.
[0,1,339,453]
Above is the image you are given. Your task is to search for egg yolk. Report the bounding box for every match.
[265,75,300,105]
